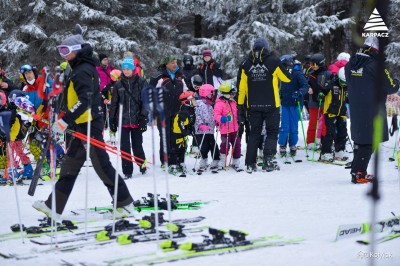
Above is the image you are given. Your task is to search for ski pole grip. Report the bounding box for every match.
[86,91,93,108]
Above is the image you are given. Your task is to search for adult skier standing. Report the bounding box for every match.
[33,25,134,219]
[345,36,400,184]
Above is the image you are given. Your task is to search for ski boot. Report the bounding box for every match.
[351,172,374,184]
[168,165,179,175]
[209,159,219,171]
[320,153,334,162]
[262,156,280,172]
[289,146,297,157]
[334,150,348,161]
[231,158,243,172]
[279,146,287,158]
[198,158,208,172]
[246,163,258,174]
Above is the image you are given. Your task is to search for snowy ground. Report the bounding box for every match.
[0,119,399,266]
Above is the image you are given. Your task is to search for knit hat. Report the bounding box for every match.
[62,33,85,47]
[253,38,270,52]
[202,49,212,57]
[98,53,108,62]
[364,36,379,51]
[161,55,177,65]
[121,56,135,70]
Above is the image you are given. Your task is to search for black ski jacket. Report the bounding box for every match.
[345,51,399,144]
[109,74,149,126]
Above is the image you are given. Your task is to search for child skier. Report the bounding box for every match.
[213,83,242,171]
[319,67,349,162]
[168,91,196,175]
[278,55,308,158]
[194,84,220,171]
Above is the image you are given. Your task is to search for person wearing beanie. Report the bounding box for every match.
[96,52,114,131]
[344,36,400,184]
[33,24,135,220]
[198,48,223,89]
[328,52,350,76]
[108,56,149,178]
[149,55,188,168]
[123,51,144,77]
[237,37,291,173]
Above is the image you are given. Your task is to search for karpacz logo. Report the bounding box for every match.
[339,227,362,236]
[362,8,389,38]
[248,64,269,81]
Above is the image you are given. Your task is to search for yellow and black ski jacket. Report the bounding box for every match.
[238,49,290,110]
[62,44,103,126]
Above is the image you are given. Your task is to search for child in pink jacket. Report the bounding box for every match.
[213,83,242,171]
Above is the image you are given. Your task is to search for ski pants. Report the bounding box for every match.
[306,107,326,144]
[245,108,280,165]
[169,133,186,165]
[321,114,347,154]
[219,131,241,159]
[278,105,300,147]
[195,133,220,160]
[45,117,133,214]
[351,143,373,174]
[120,127,146,175]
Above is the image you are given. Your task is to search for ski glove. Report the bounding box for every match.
[198,124,210,132]
[110,120,118,132]
[220,115,232,124]
[52,118,68,134]
[139,118,148,132]
[292,91,302,99]
[238,105,246,124]
[238,122,244,136]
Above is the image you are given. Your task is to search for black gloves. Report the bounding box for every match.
[110,119,117,132]
[238,104,246,124]
[138,117,148,132]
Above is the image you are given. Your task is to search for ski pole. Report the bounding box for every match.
[225,120,230,170]
[312,96,323,162]
[27,112,150,165]
[112,87,125,235]
[155,86,173,239]
[297,100,308,157]
[67,130,145,165]
[192,131,206,172]
[84,91,93,237]
[211,126,220,161]
[228,130,239,168]
[7,143,25,244]
[146,87,160,245]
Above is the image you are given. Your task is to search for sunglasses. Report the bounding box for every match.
[20,64,33,74]
[57,44,82,57]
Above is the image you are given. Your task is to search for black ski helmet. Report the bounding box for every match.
[191,74,203,88]
[309,53,325,67]
[183,54,194,67]
[280,54,294,67]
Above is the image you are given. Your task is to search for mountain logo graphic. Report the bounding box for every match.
[363,8,388,31]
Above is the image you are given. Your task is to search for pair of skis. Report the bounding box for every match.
[335,213,400,244]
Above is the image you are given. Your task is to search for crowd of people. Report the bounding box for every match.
[0,24,399,220]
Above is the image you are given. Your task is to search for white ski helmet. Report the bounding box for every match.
[338,67,346,85]
[337,52,350,61]
[364,36,379,51]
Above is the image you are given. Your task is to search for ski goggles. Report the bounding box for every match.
[56,44,82,57]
